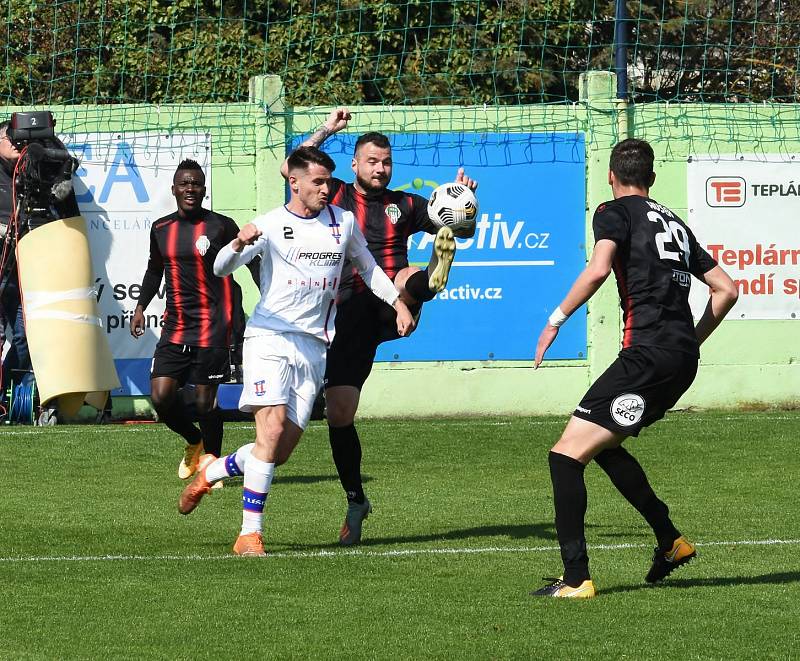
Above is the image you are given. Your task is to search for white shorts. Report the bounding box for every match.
[239,332,326,430]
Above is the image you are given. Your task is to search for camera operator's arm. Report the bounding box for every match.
[131,227,164,338]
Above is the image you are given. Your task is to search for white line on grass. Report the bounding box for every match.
[2,413,798,437]
[1,538,798,564]
[0,420,529,436]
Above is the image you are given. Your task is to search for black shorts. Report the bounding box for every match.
[573,346,699,437]
[324,292,420,390]
[151,343,231,387]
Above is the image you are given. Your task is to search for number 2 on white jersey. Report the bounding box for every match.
[647,211,690,267]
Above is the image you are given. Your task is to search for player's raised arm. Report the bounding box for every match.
[213,222,264,277]
[279,108,351,179]
[534,238,617,368]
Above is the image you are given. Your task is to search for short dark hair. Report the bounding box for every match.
[354,132,390,154]
[0,120,9,136]
[609,138,655,189]
[287,146,335,173]
[175,158,203,174]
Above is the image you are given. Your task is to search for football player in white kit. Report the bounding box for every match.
[178,146,414,556]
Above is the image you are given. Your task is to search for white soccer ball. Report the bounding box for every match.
[427,182,479,234]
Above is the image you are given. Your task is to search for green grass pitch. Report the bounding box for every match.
[2,411,799,659]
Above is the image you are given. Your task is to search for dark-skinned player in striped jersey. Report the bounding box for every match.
[531,138,738,598]
[131,159,259,483]
[282,109,478,545]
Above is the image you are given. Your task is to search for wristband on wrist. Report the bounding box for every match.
[548,306,569,328]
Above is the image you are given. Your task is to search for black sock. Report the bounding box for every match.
[549,451,590,586]
[329,423,365,503]
[594,446,680,551]
[198,407,224,457]
[156,400,202,445]
[404,269,437,302]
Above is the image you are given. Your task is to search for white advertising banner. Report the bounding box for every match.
[687,157,800,319]
[64,133,212,394]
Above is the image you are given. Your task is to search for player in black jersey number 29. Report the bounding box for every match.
[531,139,738,598]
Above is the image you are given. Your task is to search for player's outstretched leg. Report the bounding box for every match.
[427,226,456,293]
[179,443,255,514]
[646,536,697,583]
[178,453,216,514]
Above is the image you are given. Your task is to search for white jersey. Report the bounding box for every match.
[214,204,399,345]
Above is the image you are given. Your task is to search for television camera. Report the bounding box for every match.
[7,111,80,229]
[0,112,84,425]
[0,111,80,298]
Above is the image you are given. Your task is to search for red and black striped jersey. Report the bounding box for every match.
[328,177,438,294]
[593,195,717,357]
[137,209,246,348]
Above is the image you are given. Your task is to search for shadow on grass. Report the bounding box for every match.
[364,522,558,546]
[601,571,800,595]
[273,474,340,485]
[285,522,558,551]
[215,474,373,486]
[273,474,374,486]
[594,529,651,540]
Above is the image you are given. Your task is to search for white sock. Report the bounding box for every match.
[205,443,254,483]
[241,454,275,535]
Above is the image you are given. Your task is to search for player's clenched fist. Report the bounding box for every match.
[393,298,416,337]
[324,107,351,134]
[232,223,262,251]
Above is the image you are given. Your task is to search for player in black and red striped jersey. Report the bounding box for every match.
[131,159,258,481]
[283,109,478,545]
[530,139,738,598]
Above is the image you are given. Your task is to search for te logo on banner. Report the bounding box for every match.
[706,177,746,207]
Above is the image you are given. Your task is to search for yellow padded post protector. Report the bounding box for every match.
[17,216,120,417]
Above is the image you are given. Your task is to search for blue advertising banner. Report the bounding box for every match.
[293,132,587,362]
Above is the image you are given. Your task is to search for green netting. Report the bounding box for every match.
[3,0,799,106]
[2,1,800,156]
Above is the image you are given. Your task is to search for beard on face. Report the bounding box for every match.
[356,172,388,195]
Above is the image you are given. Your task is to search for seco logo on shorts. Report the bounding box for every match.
[610,393,645,427]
